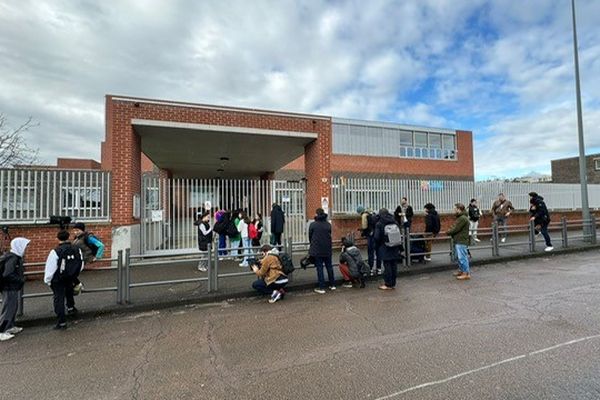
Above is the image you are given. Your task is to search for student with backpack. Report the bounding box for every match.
[357,206,381,276]
[212,210,230,256]
[194,211,213,272]
[251,244,288,303]
[339,236,369,288]
[423,203,441,261]
[374,208,403,290]
[72,222,104,294]
[0,237,30,341]
[44,230,84,330]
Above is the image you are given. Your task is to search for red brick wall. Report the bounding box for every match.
[6,223,112,265]
[141,153,155,173]
[57,158,102,170]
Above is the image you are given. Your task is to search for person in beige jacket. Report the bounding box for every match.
[251,245,288,303]
[490,193,514,242]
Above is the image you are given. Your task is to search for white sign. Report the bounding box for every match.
[151,210,164,222]
[321,196,329,214]
[282,195,291,203]
[204,201,212,211]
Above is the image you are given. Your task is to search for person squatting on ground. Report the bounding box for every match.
[251,245,288,303]
[309,208,335,294]
[374,208,403,290]
[423,203,441,262]
[357,206,381,276]
[270,203,285,246]
[447,203,471,280]
[490,193,514,243]
[194,210,213,272]
[0,238,30,341]
[72,222,104,294]
[468,198,481,243]
[44,230,84,330]
[338,236,369,288]
[529,192,554,252]
[394,197,414,230]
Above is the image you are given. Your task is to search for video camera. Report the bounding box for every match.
[49,215,72,230]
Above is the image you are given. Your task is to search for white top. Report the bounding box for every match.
[238,219,249,238]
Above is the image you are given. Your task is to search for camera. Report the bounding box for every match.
[49,215,72,229]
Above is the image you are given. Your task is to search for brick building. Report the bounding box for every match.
[551,153,600,184]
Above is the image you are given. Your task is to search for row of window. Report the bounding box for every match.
[332,123,457,160]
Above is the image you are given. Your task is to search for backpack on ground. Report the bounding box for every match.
[278,252,295,275]
[85,233,100,255]
[248,223,258,240]
[384,223,403,247]
[55,245,83,282]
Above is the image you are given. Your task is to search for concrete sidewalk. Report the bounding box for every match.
[17,229,598,326]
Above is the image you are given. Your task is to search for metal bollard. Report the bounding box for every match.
[207,243,213,293]
[591,216,597,245]
[213,242,219,292]
[528,220,536,253]
[116,250,123,304]
[492,222,499,257]
[404,226,411,267]
[561,217,568,248]
[124,248,131,304]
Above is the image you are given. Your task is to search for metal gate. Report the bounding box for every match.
[141,176,306,254]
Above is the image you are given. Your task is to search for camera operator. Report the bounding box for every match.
[251,244,288,304]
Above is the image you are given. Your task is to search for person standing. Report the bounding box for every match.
[270,203,285,246]
[394,197,414,230]
[374,208,403,290]
[490,193,514,243]
[0,237,30,341]
[194,211,213,272]
[446,203,471,280]
[213,209,228,256]
[309,208,335,294]
[468,198,481,243]
[238,211,252,268]
[44,230,84,330]
[357,206,381,276]
[423,203,441,262]
[528,192,553,252]
[229,210,242,258]
[251,213,264,247]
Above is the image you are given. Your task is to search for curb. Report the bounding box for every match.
[17,243,600,329]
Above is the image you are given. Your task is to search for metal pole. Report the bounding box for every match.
[529,220,536,253]
[207,243,213,293]
[561,216,569,248]
[125,248,131,303]
[213,242,219,292]
[590,215,597,245]
[492,222,499,257]
[571,0,592,240]
[116,250,123,304]
[404,226,411,267]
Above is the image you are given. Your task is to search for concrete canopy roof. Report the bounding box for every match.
[133,119,317,178]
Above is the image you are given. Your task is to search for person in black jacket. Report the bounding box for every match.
[0,237,30,341]
[374,208,403,290]
[309,208,335,294]
[394,197,414,230]
[424,203,441,261]
[529,192,553,252]
[194,211,213,272]
[270,203,285,246]
[468,198,481,243]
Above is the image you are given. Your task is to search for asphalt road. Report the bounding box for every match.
[2,250,600,399]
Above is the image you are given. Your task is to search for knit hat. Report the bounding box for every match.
[356,206,365,214]
[73,222,86,231]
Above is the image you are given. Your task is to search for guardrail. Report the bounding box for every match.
[10,217,599,318]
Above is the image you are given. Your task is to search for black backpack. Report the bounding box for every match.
[278,252,295,275]
[55,244,83,282]
[226,221,239,237]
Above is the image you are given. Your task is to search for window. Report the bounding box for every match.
[442,135,455,150]
[415,132,428,147]
[428,133,442,148]
[595,158,600,171]
[399,131,413,146]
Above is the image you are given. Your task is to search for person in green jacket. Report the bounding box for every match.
[446,203,471,280]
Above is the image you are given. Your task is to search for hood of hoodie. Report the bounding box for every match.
[428,209,438,216]
[378,212,396,225]
[314,213,328,222]
[273,205,283,212]
[456,210,468,218]
[267,247,280,256]
[10,237,30,257]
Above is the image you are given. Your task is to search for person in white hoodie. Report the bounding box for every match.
[0,237,30,341]
[238,211,251,267]
[44,230,84,330]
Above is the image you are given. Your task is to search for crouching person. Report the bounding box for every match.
[339,237,369,288]
[251,245,288,304]
[44,230,84,330]
[0,238,31,341]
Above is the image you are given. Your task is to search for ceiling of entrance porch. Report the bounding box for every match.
[133,119,317,178]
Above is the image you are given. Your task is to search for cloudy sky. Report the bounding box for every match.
[1,0,599,180]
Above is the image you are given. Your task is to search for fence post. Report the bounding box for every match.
[528,219,536,253]
[124,248,131,304]
[213,242,219,292]
[561,217,568,248]
[207,243,213,293]
[404,226,411,267]
[492,222,499,257]
[591,216,597,245]
[116,250,123,304]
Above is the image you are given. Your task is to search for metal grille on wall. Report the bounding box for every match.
[331,177,600,215]
[0,168,111,224]
[141,176,306,254]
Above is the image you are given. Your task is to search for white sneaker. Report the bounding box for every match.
[342,282,354,288]
[501,238,506,243]
[474,238,480,243]
[544,246,554,252]
[313,288,326,294]
[197,265,207,272]
[269,291,282,304]
[0,332,14,341]
[329,286,337,291]
[239,263,248,268]
[424,256,432,261]
[6,327,23,335]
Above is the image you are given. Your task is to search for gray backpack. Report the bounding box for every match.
[384,223,403,247]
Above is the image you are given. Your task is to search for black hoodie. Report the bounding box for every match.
[270,205,285,234]
[309,213,332,257]
[374,210,403,261]
[425,208,441,235]
[529,195,550,225]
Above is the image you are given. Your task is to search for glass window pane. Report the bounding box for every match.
[436,149,442,158]
[415,148,421,157]
[415,132,428,147]
[429,149,436,158]
[428,133,441,148]
[442,135,456,149]
[407,147,414,157]
[399,130,413,146]
[400,147,407,157]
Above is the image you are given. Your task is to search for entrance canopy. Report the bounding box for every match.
[133,119,317,178]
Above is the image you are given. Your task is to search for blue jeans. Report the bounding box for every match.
[455,244,470,274]
[252,278,287,295]
[218,234,227,256]
[383,260,398,288]
[230,239,240,256]
[241,237,252,265]
[538,222,552,247]
[367,235,381,270]
[314,256,335,289]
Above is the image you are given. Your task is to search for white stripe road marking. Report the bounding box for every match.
[374,334,600,400]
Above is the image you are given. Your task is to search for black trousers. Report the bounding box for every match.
[51,281,75,324]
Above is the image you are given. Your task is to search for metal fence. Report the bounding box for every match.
[0,168,111,224]
[331,177,600,214]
